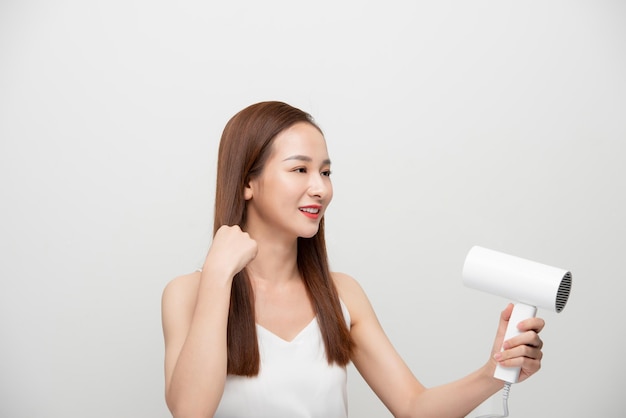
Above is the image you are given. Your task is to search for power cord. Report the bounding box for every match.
[476,382,511,418]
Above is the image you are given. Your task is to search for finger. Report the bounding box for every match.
[498,343,544,363]
[495,349,543,375]
[495,304,515,338]
[497,354,542,375]
[517,317,546,333]
[503,331,544,350]
[491,304,515,355]
[501,303,514,322]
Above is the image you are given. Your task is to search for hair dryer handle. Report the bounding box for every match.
[495,302,537,383]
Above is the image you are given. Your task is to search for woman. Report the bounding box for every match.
[161,101,545,418]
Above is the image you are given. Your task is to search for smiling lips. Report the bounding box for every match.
[299,206,322,219]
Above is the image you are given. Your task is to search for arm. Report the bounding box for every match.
[162,226,257,418]
[333,273,544,418]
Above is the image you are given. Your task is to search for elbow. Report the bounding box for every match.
[164,372,226,418]
[166,390,216,418]
[167,404,215,418]
[389,393,420,418]
[397,389,444,418]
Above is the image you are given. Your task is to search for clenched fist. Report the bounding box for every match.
[202,225,258,284]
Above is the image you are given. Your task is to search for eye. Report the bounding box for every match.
[321,169,332,177]
[293,167,307,173]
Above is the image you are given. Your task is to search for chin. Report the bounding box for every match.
[298,227,321,239]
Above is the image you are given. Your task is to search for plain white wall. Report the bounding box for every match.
[1,1,624,417]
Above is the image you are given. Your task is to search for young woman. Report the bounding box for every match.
[161,101,545,418]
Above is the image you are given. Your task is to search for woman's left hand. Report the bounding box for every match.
[490,304,546,383]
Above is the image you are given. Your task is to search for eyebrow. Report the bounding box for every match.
[282,155,331,165]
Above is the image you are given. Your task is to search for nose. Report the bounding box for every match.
[308,173,331,200]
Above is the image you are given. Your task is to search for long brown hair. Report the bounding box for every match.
[214,101,353,376]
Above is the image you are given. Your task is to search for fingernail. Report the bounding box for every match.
[494,353,502,361]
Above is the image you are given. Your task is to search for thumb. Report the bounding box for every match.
[493,303,514,353]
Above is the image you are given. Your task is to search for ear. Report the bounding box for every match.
[244,180,253,200]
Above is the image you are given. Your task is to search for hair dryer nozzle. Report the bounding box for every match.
[462,246,572,313]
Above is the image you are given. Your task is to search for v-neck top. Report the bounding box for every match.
[214,301,351,418]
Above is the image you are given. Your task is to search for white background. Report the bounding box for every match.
[1,1,624,417]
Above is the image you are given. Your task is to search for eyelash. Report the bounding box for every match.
[293,167,332,177]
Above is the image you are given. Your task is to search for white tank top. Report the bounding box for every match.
[214,302,351,418]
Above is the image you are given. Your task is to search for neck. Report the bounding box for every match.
[246,235,300,285]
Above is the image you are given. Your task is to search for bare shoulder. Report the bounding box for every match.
[161,271,202,319]
[163,271,201,298]
[331,272,373,325]
[331,271,364,296]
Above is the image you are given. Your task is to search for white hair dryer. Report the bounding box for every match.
[462,246,572,384]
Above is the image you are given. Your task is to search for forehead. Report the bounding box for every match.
[270,122,329,161]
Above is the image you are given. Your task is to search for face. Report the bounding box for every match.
[244,122,333,240]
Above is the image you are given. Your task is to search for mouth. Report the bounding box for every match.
[299,206,322,218]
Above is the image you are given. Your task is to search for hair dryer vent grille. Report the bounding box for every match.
[555,272,572,313]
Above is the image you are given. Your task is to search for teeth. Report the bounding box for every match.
[300,207,320,214]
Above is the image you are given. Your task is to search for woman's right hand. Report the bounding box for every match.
[163,224,256,416]
[202,225,258,282]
